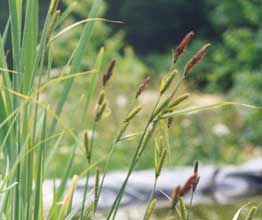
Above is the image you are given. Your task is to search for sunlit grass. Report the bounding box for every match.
[0,0,260,220]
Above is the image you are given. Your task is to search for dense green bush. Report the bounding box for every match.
[208,0,262,145]
[214,1,262,99]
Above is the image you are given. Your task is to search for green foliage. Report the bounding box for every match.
[210,0,262,145]
[0,1,260,219]
[52,0,109,66]
[0,0,103,219]
[183,0,261,92]
[231,71,262,144]
[46,0,149,99]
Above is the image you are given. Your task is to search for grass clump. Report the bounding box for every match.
[0,0,102,219]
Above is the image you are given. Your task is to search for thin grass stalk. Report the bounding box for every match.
[48,146,76,219]
[18,4,53,218]
[56,2,76,27]
[143,179,157,220]
[0,133,57,194]
[178,197,187,220]
[94,98,137,214]
[109,119,157,220]
[8,0,21,70]
[20,0,39,94]
[1,0,18,181]
[3,17,10,44]
[0,136,56,218]
[109,75,185,220]
[137,77,184,160]
[14,116,21,220]
[186,190,194,220]
[50,0,101,134]
[109,91,176,219]
[107,95,161,220]
[30,24,55,218]
[0,121,17,174]
[57,175,79,220]
[34,110,47,220]
[143,147,167,220]
[9,2,22,154]
[30,39,54,219]
[82,47,104,125]
[32,8,56,142]
[28,12,59,219]
[31,14,53,90]
[0,35,14,104]
[79,121,97,220]
[25,138,34,220]
[93,167,100,213]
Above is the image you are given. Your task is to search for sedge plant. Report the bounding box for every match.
[0,1,261,220]
[0,0,103,219]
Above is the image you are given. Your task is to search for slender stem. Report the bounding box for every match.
[109,76,185,220]
[107,95,161,220]
[93,98,137,214]
[143,178,158,220]
[187,190,194,220]
[168,62,175,74]
[170,76,185,100]
[79,121,97,220]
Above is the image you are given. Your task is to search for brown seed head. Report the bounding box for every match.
[167,117,174,128]
[181,171,200,194]
[94,167,100,202]
[103,60,116,86]
[183,43,211,76]
[97,90,105,106]
[171,185,181,208]
[136,76,150,98]
[194,160,199,174]
[193,176,200,192]
[173,31,195,64]
[84,131,90,160]
[170,162,201,209]
[179,173,198,196]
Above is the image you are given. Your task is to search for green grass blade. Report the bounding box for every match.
[3,17,10,45]
[161,101,262,118]
[50,0,101,133]
[8,0,22,70]
[48,146,76,219]
[232,203,250,220]
[33,110,47,220]
[50,18,122,42]
[20,0,39,93]
[83,47,104,122]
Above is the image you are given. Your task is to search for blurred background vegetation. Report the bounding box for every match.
[0,0,261,175]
